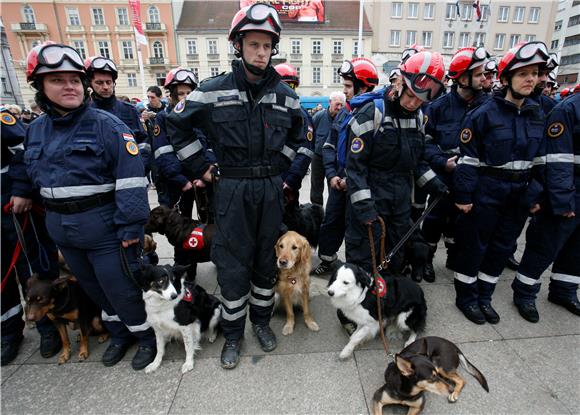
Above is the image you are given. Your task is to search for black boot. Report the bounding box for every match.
[252,324,277,352]
[102,342,132,367]
[515,302,539,323]
[221,339,242,369]
[423,244,437,283]
[548,295,580,316]
[1,335,23,366]
[132,345,157,370]
[39,331,62,358]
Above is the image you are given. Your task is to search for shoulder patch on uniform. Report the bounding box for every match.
[547,122,565,139]
[1,112,16,126]
[306,129,313,142]
[154,124,160,137]
[122,132,135,142]
[460,128,472,144]
[351,137,364,154]
[126,141,139,156]
[174,99,185,113]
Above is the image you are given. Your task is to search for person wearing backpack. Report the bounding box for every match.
[312,58,379,276]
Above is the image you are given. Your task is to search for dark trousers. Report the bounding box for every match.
[317,186,347,261]
[309,154,325,206]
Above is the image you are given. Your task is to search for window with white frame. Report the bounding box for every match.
[474,32,485,47]
[554,20,562,31]
[422,31,432,48]
[462,3,472,21]
[192,67,199,79]
[72,40,86,60]
[186,39,197,55]
[443,32,454,49]
[498,6,509,22]
[390,30,401,47]
[525,34,536,42]
[291,39,301,54]
[127,73,137,87]
[513,7,525,23]
[23,5,35,23]
[494,33,505,50]
[528,7,540,23]
[295,66,301,80]
[98,41,110,58]
[210,67,219,77]
[551,39,559,49]
[312,67,321,84]
[207,39,218,55]
[509,34,520,48]
[392,2,402,18]
[353,40,360,56]
[406,31,417,47]
[408,3,419,18]
[333,67,341,84]
[459,32,470,48]
[122,40,134,59]
[66,8,81,26]
[155,73,165,86]
[152,41,164,58]
[92,8,105,25]
[117,8,129,26]
[445,3,456,20]
[312,39,322,54]
[1,77,9,95]
[480,5,489,21]
[148,6,160,23]
[423,3,435,19]
[333,40,343,54]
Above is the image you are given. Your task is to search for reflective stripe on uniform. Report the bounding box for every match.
[546,153,575,163]
[40,183,115,199]
[575,155,580,165]
[480,160,532,170]
[297,147,314,158]
[285,96,301,110]
[221,307,247,321]
[1,165,9,174]
[249,296,275,307]
[138,143,151,152]
[251,284,274,297]
[154,145,174,159]
[126,321,151,333]
[350,119,374,137]
[259,93,277,105]
[457,156,480,167]
[532,156,546,166]
[454,272,477,284]
[350,189,371,204]
[116,177,148,190]
[478,272,499,284]
[221,293,250,310]
[282,145,296,161]
[322,143,336,150]
[1,304,22,322]
[417,169,436,187]
[550,273,580,284]
[176,140,203,161]
[8,143,24,154]
[516,272,541,286]
[398,118,417,129]
[101,310,121,322]
[187,89,249,104]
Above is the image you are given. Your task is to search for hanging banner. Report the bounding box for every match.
[128,0,148,45]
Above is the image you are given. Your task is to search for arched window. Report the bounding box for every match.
[152,41,164,58]
[23,5,35,23]
[148,6,160,23]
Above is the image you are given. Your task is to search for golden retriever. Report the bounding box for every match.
[275,231,320,335]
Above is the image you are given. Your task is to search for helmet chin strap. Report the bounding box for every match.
[507,76,527,100]
[241,57,267,77]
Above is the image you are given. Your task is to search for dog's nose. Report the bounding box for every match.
[328,290,334,297]
[171,293,178,300]
[279,259,288,267]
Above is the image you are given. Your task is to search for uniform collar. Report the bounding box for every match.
[493,93,539,114]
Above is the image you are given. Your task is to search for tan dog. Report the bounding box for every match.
[275,231,320,335]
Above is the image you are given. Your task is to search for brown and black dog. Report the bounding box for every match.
[26,274,108,364]
[145,205,216,281]
[372,336,489,415]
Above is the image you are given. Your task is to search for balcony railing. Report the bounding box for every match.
[145,22,166,32]
[11,22,48,33]
[149,56,167,65]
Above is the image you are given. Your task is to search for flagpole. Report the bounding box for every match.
[129,0,148,101]
[135,33,147,101]
[357,0,364,58]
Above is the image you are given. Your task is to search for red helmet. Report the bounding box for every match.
[560,87,570,98]
[448,47,490,79]
[338,57,379,88]
[401,44,425,64]
[497,41,549,80]
[84,56,118,80]
[400,51,446,102]
[164,67,198,89]
[228,3,281,43]
[26,41,85,82]
[274,63,299,88]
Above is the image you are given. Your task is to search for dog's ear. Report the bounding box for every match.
[395,354,415,377]
[51,276,70,290]
[353,265,373,288]
[299,235,311,266]
[28,274,40,289]
[172,264,191,277]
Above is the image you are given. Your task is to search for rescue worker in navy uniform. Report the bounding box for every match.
[84,56,150,168]
[274,63,315,202]
[11,42,156,370]
[512,93,580,321]
[166,4,306,369]
[450,41,550,325]
[482,59,497,95]
[421,47,490,282]
[1,108,62,365]
[313,58,378,276]
[346,51,448,277]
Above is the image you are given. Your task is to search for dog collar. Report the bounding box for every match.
[182,225,205,250]
[370,275,387,298]
[182,287,193,303]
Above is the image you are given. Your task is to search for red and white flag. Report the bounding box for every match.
[128,0,148,45]
[473,0,482,21]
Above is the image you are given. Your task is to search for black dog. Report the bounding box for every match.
[283,198,324,247]
[145,205,216,281]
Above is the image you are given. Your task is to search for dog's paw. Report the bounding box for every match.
[448,393,459,403]
[57,350,71,365]
[339,348,353,360]
[207,332,218,343]
[144,361,161,374]
[97,334,110,344]
[77,350,89,362]
[282,323,295,336]
[181,361,194,374]
[305,320,320,332]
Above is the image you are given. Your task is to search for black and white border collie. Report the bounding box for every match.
[327,263,427,360]
[140,264,221,374]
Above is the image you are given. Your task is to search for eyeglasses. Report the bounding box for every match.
[338,61,354,78]
[232,3,282,35]
[38,44,84,70]
[91,57,117,72]
[174,69,198,84]
[401,71,444,102]
[516,41,549,61]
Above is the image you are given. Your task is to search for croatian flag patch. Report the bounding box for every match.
[122,133,135,141]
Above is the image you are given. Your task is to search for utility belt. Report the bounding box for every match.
[480,167,530,183]
[43,191,115,214]
[217,165,281,178]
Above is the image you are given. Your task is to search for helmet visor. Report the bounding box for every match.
[246,3,282,31]
[401,48,418,63]
[484,60,497,73]
[473,46,489,61]
[174,69,198,84]
[517,42,549,61]
[402,71,444,102]
[338,60,354,78]
[91,57,117,72]
[39,45,84,69]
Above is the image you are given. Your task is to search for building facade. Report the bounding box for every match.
[3,0,178,105]
[550,0,580,87]
[1,20,24,106]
